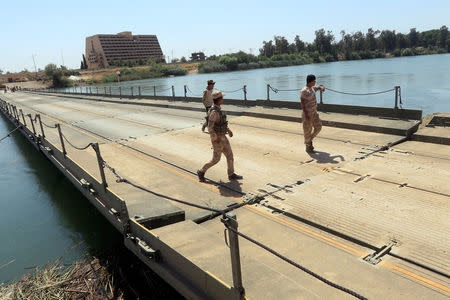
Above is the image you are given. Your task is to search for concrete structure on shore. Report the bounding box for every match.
[1,90,449,299]
[85,31,164,69]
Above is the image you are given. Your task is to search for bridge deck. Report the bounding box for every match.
[1,92,448,299]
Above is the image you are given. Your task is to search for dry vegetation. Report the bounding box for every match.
[0,258,120,300]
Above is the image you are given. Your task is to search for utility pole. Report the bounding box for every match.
[60,49,65,67]
[32,54,38,80]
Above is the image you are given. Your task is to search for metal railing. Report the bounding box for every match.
[33,83,403,109]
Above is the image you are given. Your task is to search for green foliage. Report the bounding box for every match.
[401,48,414,56]
[44,63,72,88]
[101,66,186,83]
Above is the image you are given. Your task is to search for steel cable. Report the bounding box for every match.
[225,226,368,300]
[101,159,224,213]
[0,125,21,142]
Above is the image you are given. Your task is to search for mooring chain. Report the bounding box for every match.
[222,87,244,93]
[326,87,395,96]
[224,226,368,300]
[61,132,95,151]
[268,84,302,93]
[41,120,58,129]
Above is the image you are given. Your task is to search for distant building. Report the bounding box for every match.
[190,52,206,61]
[85,31,164,69]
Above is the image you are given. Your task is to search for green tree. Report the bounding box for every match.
[366,28,379,51]
[274,36,289,54]
[294,35,305,52]
[259,40,275,57]
[396,33,409,49]
[314,29,334,54]
[408,28,419,47]
[180,56,187,63]
[352,31,365,51]
[439,25,448,49]
[380,30,396,51]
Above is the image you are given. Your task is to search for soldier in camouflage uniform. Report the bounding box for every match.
[201,79,215,132]
[197,91,243,182]
[300,74,325,152]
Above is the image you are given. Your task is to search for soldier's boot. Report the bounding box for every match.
[306,142,314,153]
[229,173,243,180]
[197,170,206,182]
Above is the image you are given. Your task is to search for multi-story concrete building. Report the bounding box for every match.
[85,31,164,69]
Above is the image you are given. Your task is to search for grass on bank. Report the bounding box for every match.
[0,258,119,300]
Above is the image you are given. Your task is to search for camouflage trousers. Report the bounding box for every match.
[201,135,234,176]
[302,111,322,145]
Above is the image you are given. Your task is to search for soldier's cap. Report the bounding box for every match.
[207,79,215,85]
[212,90,225,100]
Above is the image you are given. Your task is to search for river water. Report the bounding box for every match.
[97,53,450,116]
[1,54,449,284]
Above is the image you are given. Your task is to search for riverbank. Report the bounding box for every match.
[198,48,448,73]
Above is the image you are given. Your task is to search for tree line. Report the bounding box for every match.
[199,26,448,73]
[259,26,449,61]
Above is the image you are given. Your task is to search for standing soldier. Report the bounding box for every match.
[201,79,215,132]
[300,74,325,152]
[197,90,243,182]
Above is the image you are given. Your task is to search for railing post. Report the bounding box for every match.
[320,90,323,104]
[12,106,17,120]
[109,86,112,96]
[92,143,108,190]
[27,114,36,134]
[131,86,134,97]
[221,213,245,298]
[184,85,187,99]
[153,85,156,96]
[37,114,45,138]
[90,87,92,94]
[267,84,270,101]
[19,109,27,126]
[243,85,247,101]
[104,87,107,95]
[96,87,99,95]
[119,86,122,99]
[394,86,400,110]
[56,124,67,157]
[171,85,175,100]
[138,86,141,98]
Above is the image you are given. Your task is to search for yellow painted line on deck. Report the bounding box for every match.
[379,261,450,295]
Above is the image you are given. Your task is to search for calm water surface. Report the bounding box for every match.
[98,54,450,115]
[2,54,449,283]
[0,115,122,283]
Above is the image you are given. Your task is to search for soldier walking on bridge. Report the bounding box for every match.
[301,74,325,152]
[197,90,243,182]
[201,79,215,132]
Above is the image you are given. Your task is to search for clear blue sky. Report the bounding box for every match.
[0,0,448,72]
